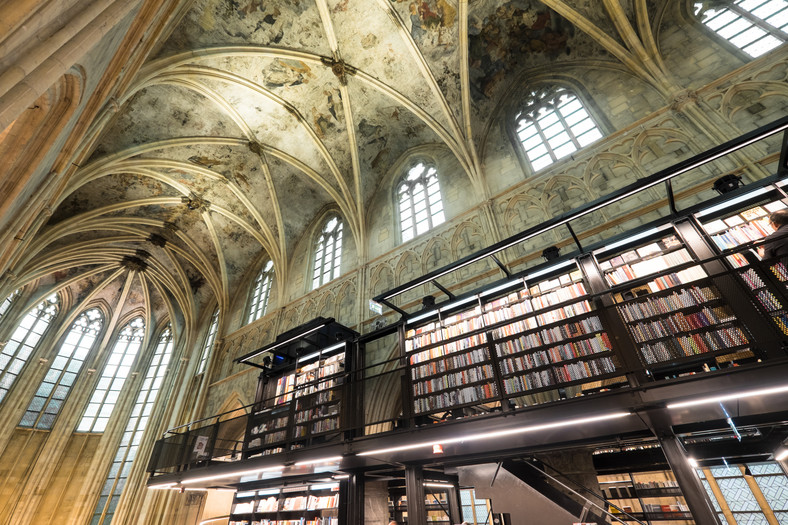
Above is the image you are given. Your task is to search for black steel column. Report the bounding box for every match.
[656,429,721,525]
[405,465,427,524]
[448,484,462,524]
[576,254,647,386]
[339,472,365,525]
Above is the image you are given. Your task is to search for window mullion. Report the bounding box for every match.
[533,118,558,162]
[729,2,788,39]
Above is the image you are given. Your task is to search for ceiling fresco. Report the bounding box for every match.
[22,0,678,337]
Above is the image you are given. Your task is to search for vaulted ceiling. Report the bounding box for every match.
[13,0,684,333]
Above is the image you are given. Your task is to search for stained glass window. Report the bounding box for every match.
[398,163,445,243]
[312,216,343,289]
[0,293,58,404]
[515,87,603,172]
[20,308,103,429]
[77,317,145,432]
[248,261,274,324]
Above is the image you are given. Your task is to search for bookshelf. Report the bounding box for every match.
[403,268,626,417]
[229,483,341,525]
[597,231,755,378]
[240,319,357,458]
[246,348,346,457]
[490,269,623,406]
[698,199,788,336]
[389,489,452,524]
[599,471,693,524]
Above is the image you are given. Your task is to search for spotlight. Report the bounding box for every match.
[542,246,560,261]
[713,174,743,195]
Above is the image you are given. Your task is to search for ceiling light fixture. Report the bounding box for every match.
[775,449,788,461]
[294,456,343,467]
[666,385,788,409]
[181,465,284,484]
[357,412,630,456]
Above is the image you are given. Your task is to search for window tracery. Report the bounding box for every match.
[0,293,59,404]
[312,216,343,289]
[20,308,103,429]
[515,86,603,172]
[398,162,445,243]
[248,260,274,324]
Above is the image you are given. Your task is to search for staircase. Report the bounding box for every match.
[457,461,608,525]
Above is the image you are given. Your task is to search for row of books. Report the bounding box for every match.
[772,262,788,281]
[405,316,486,350]
[738,267,767,291]
[410,348,488,379]
[440,305,483,330]
[482,298,533,325]
[293,415,340,436]
[553,357,617,382]
[627,306,735,343]
[250,416,289,436]
[247,429,288,448]
[294,355,343,394]
[413,365,495,396]
[498,334,611,375]
[605,248,693,285]
[710,218,774,250]
[617,286,721,322]
[529,282,588,310]
[408,334,487,363]
[539,316,603,343]
[645,265,707,293]
[599,236,682,271]
[293,403,338,424]
[639,326,749,364]
[503,370,554,393]
[413,383,498,413]
[295,389,337,410]
[491,301,592,339]
[406,282,589,347]
[498,332,611,365]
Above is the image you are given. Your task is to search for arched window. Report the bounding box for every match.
[0,289,20,318]
[248,260,274,324]
[77,317,145,433]
[695,0,787,58]
[20,308,103,429]
[398,162,445,242]
[312,216,343,289]
[0,293,58,404]
[90,325,174,525]
[197,309,219,374]
[515,86,603,172]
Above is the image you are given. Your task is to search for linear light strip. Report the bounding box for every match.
[357,412,631,456]
[181,465,284,484]
[294,456,343,466]
[666,385,788,409]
